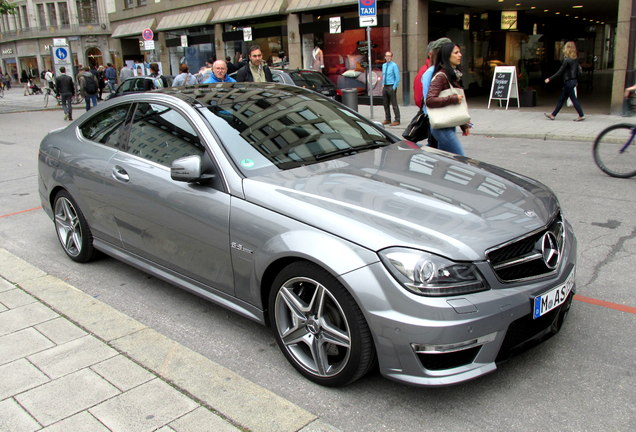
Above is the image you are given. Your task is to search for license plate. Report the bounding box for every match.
[532,269,575,319]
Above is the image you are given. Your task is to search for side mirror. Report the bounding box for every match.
[171,155,215,183]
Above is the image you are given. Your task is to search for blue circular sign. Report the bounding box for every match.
[55,47,68,60]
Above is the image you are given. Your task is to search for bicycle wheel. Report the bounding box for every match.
[593,123,636,178]
[43,90,49,107]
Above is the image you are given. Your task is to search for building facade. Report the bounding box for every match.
[2,0,634,112]
[0,0,113,80]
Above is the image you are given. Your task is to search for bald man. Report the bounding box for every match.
[202,60,237,83]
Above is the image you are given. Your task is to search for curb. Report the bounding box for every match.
[0,248,339,432]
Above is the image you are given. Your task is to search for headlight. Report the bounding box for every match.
[379,247,488,297]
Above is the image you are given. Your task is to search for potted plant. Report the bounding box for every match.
[518,63,536,107]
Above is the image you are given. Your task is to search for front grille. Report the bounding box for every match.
[487,214,565,282]
[417,347,481,371]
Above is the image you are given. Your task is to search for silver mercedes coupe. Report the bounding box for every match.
[38,83,576,387]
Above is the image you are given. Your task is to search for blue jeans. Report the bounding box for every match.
[552,79,584,117]
[84,94,98,111]
[107,79,116,93]
[430,127,465,156]
[60,93,73,118]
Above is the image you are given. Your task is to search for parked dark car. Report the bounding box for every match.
[108,75,174,99]
[38,83,576,388]
[270,69,337,99]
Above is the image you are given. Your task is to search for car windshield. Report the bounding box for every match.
[290,71,331,88]
[196,84,395,176]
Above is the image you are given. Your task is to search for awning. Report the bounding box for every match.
[210,0,285,24]
[286,0,357,13]
[156,8,214,32]
[111,18,156,38]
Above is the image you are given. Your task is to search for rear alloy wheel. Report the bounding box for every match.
[270,262,375,387]
[53,190,96,262]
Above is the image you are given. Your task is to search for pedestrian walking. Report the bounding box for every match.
[235,46,273,82]
[381,51,400,126]
[172,64,198,86]
[79,66,98,111]
[21,70,29,95]
[148,63,168,88]
[96,66,106,100]
[202,60,237,83]
[104,63,117,94]
[120,64,133,81]
[544,41,585,121]
[425,43,471,156]
[55,66,75,121]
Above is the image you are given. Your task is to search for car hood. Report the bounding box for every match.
[242,145,559,261]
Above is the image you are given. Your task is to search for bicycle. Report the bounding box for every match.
[43,86,53,107]
[593,123,636,178]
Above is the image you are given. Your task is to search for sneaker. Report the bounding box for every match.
[64,114,68,120]
[382,120,390,125]
[390,121,400,126]
[573,116,585,121]
[544,113,555,120]
[68,117,73,121]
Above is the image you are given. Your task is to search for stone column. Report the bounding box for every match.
[214,24,225,60]
[611,0,633,114]
[287,13,301,69]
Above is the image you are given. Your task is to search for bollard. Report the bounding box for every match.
[341,88,358,111]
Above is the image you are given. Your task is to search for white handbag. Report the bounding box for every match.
[427,72,471,129]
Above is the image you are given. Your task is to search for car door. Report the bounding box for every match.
[75,103,133,246]
[104,101,234,295]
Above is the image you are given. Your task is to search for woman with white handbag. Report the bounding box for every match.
[425,43,471,156]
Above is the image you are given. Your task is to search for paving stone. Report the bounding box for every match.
[0,250,47,284]
[35,316,87,345]
[90,378,199,432]
[0,302,58,336]
[0,327,54,365]
[0,288,36,309]
[0,358,50,400]
[0,277,15,292]
[28,334,118,379]
[0,398,41,432]
[40,411,111,432]
[91,354,154,391]
[16,368,120,426]
[168,407,242,432]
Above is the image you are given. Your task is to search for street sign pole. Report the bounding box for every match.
[367,25,373,119]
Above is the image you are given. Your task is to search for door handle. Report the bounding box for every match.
[112,165,130,182]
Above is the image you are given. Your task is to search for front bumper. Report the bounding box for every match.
[339,229,577,387]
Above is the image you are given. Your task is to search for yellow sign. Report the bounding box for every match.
[501,11,517,30]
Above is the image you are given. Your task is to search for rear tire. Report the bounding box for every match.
[592,124,636,178]
[269,261,376,387]
[53,190,97,262]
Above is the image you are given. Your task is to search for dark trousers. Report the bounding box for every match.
[552,79,584,117]
[382,85,400,122]
[60,93,73,117]
[84,94,98,111]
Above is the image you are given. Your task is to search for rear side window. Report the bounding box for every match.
[126,102,204,167]
[79,104,131,149]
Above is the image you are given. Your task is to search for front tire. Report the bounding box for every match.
[592,124,636,178]
[269,262,375,387]
[53,190,97,262]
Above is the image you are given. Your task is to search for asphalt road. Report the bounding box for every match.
[1,110,634,431]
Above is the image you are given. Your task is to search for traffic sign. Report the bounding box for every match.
[142,28,154,41]
[359,16,377,27]
[359,0,377,17]
[54,47,68,60]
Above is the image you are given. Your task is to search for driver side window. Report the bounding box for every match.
[126,103,205,167]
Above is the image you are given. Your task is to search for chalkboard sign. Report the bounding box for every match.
[488,66,520,109]
[491,71,512,99]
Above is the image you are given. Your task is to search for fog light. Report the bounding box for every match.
[412,332,497,354]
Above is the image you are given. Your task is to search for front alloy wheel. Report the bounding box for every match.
[270,262,375,386]
[53,190,96,262]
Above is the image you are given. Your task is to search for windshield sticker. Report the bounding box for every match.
[240,159,255,169]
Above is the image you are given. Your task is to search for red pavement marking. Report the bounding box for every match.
[0,206,43,218]
[574,294,636,315]
[1,208,635,315]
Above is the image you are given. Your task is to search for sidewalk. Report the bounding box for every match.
[0,248,337,432]
[1,85,631,142]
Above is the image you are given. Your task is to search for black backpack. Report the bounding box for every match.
[84,75,97,94]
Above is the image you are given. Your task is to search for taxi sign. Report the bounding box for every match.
[142,28,154,41]
[359,0,377,17]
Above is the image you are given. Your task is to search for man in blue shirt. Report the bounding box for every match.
[203,60,236,83]
[381,51,401,126]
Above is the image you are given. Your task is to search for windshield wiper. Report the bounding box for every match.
[314,142,389,161]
